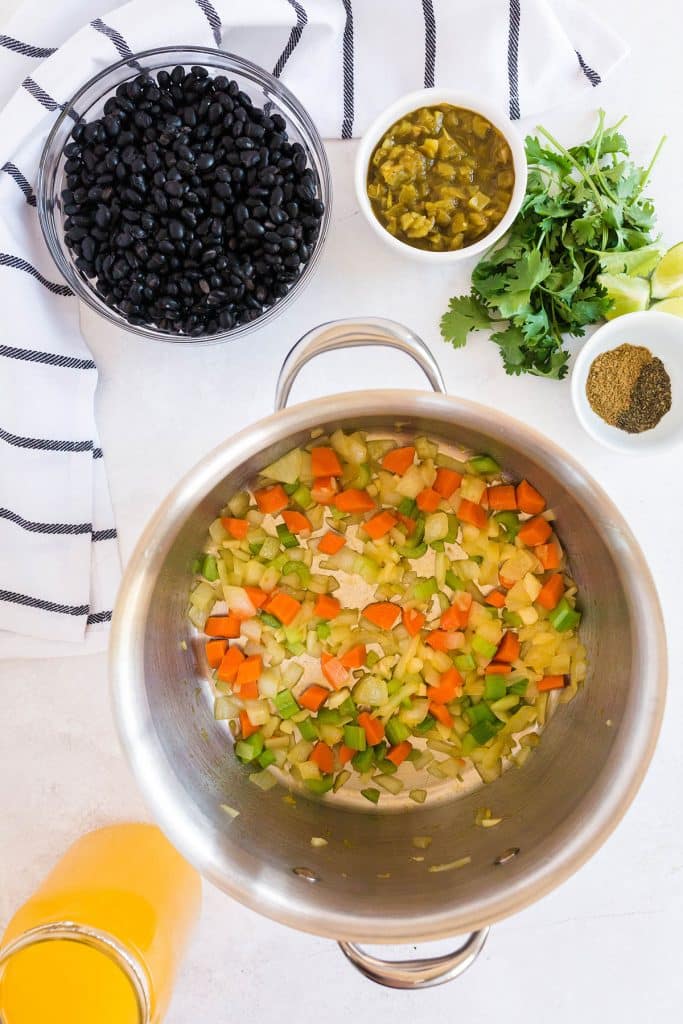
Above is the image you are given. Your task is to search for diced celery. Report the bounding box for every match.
[472,634,498,659]
[454,653,476,672]
[344,725,367,751]
[275,689,300,719]
[361,787,381,804]
[467,455,501,475]
[385,720,411,745]
[548,598,581,632]
[484,675,507,700]
[409,788,427,803]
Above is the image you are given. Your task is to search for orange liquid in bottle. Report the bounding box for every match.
[0,824,201,1023]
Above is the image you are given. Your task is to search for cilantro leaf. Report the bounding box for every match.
[440,111,663,379]
[439,295,491,348]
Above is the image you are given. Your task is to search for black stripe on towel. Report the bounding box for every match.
[0,34,56,59]
[575,50,601,87]
[0,425,93,454]
[507,0,521,120]
[273,0,308,79]
[92,528,118,542]
[0,254,73,296]
[0,507,91,536]
[87,610,113,625]
[0,344,95,369]
[340,0,354,139]
[21,77,77,121]
[421,0,436,89]
[0,589,89,617]
[1,161,37,206]
[194,0,222,47]
[93,447,103,459]
[90,18,139,67]
[22,76,62,111]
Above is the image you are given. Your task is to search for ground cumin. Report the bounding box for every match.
[586,343,672,434]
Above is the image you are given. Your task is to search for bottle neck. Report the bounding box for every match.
[0,921,151,1024]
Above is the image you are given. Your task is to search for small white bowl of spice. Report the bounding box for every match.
[571,310,682,453]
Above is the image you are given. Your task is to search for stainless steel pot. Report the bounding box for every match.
[110,318,667,989]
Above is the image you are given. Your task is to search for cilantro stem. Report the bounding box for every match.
[535,125,602,206]
[638,134,667,193]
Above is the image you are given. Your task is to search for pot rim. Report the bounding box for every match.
[110,388,667,943]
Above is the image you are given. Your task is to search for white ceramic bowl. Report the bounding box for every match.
[354,88,527,264]
[571,310,683,454]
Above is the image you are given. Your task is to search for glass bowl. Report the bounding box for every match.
[37,46,332,345]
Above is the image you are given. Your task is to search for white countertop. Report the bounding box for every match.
[1,1,682,1020]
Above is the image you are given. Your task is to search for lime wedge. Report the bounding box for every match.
[598,273,650,320]
[651,241,683,299]
[651,297,683,317]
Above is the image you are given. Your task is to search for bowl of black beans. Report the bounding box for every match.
[38,47,331,341]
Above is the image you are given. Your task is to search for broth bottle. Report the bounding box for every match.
[0,824,201,1023]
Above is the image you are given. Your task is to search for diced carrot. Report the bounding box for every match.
[321,652,349,690]
[335,488,376,513]
[386,740,412,766]
[485,662,512,675]
[535,539,561,570]
[263,592,301,625]
[205,614,240,638]
[254,484,289,515]
[495,631,520,664]
[235,654,262,688]
[216,645,245,683]
[398,514,416,535]
[362,602,400,630]
[485,590,506,608]
[402,607,426,636]
[311,446,343,477]
[416,487,441,512]
[205,639,227,668]
[314,594,341,619]
[537,573,564,610]
[441,592,472,630]
[243,586,268,609]
[499,574,515,589]
[239,709,259,739]
[426,630,464,652]
[382,446,415,475]
[311,476,338,505]
[282,510,311,534]
[518,516,552,546]
[237,679,259,700]
[339,744,355,766]
[362,510,397,540]
[458,498,488,529]
[317,531,346,555]
[358,711,384,745]
[428,667,463,704]
[537,675,566,692]
[429,702,454,727]
[486,485,517,511]
[340,644,366,669]
[516,480,546,515]
[299,684,330,712]
[434,467,463,499]
[310,741,334,775]
[221,516,249,539]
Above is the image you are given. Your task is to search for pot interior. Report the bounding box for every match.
[116,396,663,942]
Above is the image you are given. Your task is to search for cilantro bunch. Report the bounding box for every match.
[440,112,665,378]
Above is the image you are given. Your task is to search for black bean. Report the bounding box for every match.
[60,63,324,336]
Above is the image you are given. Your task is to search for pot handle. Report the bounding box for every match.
[338,928,489,990]
[274,317,446,410]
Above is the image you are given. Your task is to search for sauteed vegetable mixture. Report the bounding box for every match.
[189,430,586,802]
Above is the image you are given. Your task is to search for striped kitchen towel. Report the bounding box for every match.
[0,0,626,657]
